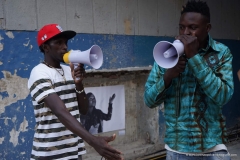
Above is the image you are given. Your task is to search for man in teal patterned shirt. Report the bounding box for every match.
[144,0,233,160]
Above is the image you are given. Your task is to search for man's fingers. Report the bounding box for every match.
[103,154,123,160]
[75,69,85,75]
[112,134,116,140]
[73,63,86,80]
[178,60,186,64]
[108,134,116,142]
[174,57,186,73]
[70,63,74,72]
[103,146,122,159]
[104,151,123,160]
[99,134,123,159]
[176,35,186,45]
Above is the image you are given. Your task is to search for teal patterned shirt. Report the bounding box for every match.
[144,35,234,152]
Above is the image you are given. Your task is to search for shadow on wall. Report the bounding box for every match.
[219,39,240,129]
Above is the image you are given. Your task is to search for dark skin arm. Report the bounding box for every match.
[70,63,88,115]
[43,63,123,160]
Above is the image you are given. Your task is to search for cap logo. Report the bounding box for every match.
[56,25,63,32]
[41,34,47,41]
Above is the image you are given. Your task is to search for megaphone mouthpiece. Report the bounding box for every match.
[163,47,177,58]
[90,54,98,60]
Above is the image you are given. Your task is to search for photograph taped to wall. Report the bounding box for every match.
[80,85,125,135]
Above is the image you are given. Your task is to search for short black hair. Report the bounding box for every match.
[181,0,210,22]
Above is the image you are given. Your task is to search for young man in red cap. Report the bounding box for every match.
[28,24,123,160]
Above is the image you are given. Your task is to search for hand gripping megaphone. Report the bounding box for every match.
[153,40,184,68]
[63,45,103,69]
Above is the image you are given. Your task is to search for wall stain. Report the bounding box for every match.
[108,35,114,40]
[0,43,3,51]
[112,44,116,50]
[0,70,29,114]
[124,19,132,35]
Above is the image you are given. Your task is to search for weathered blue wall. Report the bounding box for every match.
[0,30,240,159]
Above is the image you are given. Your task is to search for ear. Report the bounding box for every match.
[42,43,49,53]
[206,23,212,33]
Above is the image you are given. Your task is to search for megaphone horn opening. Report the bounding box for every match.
[153,41,179,69]
[88,45,103,69]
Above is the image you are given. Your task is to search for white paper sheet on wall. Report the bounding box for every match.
[82,85,125,134]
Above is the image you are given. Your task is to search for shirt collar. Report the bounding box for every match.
[199,34,220,54]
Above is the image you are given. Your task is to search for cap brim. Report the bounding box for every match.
[54,30,76,40]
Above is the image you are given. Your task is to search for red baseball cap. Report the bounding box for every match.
[37,24,76,46]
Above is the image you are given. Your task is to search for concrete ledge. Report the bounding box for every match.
[82,140,164,160]
[85,67,152,79]
[86,66,152,73]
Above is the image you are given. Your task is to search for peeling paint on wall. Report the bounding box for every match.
[3,117,11,125]
[9,128,20,147]
[19,116,28,132]
[23,40,30,47]
[12,116,17,123]
[0,35,3,40]
[21,152,26,155]
[5,31,14,39]
[9,116,28,147]
[0,70,29,115]
[0,43,3,51]
[0,137,4,144]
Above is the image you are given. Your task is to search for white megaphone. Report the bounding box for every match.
[153,40,184,68]
[63,45,103,69]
